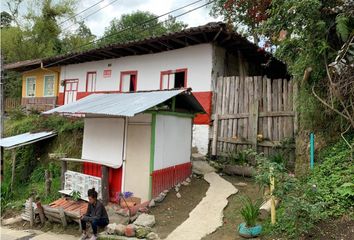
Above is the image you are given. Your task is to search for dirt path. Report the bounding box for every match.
[202,175,262,240]
[165,172,238,240]
[150,177,209,239]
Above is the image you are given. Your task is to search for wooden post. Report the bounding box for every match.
[45,170,52,196]
[35,198,46,224]
[249,100,259,150]
[58,207,67,227]
[101,165,109,206]
[28,197,34,227]
[11,149,16,192]
[61,160,67,189]
[211,114,219,157]
[270,167,276,224]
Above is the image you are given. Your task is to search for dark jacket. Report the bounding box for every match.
[83,200,109,222]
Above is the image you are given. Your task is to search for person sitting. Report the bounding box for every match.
[80,188,109,240]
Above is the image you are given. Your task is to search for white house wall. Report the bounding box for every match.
[82,118,124,168]
[59,44,213,93]
[154,115,192,170]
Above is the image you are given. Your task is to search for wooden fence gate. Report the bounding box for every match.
[210,76,297,163]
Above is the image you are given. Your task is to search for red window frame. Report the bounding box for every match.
[63,79,79,103]
[160,68,188,90]
[120,71,138,92]
[86,71,97,92]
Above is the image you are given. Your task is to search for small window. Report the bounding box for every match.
[44,75,55,96]
[120,71,137,92]
[26,77,36,97]
[160,69,187,90]
[86,72,97,92]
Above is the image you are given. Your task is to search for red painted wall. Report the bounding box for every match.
[83,162,122,201]
[193,91,212,125]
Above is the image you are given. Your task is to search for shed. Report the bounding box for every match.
[43,89,204,204]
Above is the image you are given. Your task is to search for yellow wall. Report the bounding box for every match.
[22,67,60,98]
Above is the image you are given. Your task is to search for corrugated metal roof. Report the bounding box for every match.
[0,131,57,149]
[43,89,200,117]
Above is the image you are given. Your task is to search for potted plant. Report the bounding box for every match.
[238,196,262,238]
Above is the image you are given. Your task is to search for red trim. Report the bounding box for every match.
[193,91,212,125]
[160,68,188,90]
[86,72,97,92]
[151,162,192,198]
[83,163,122,201]
[57,93,64,105]
[120,71,138,92]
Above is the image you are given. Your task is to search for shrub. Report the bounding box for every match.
[239,196,262,227]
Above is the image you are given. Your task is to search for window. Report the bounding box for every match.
[44,75,55,96]
[26,77,36,97]
[160,69,187,90]
[86,72,97,92]
[120,71,137,92]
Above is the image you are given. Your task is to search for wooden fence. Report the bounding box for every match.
[4,98,21,112]
[210,76,297,163]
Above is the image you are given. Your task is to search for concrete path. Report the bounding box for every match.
[0,226,78,240]
[165,172,238,240]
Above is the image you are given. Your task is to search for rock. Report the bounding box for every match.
[154,192,166,203]
[234,182,248,187]
[148,199,156,208]
[130,212,141,222]
[174,186,179,192]
[115,223,126,236]
[191,153,206,161]
[2,216,22,225]
[176,192,181,199]
[192,160,215,175]
[125,224,136,237]
[163,189,169,194]
[219,172,224,176]
[117,208,130,217]
[107,223,117,234]
[181,181,189,186]
[176,183,181,188]
[138,207,149,213]
[133,213,156,228]
[186,177,191,183]
[146,232,160,240]
[136,226,152,238]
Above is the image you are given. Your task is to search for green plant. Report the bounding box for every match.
[71,190,81,201]
[239,196,262,227]
[226,148,256,165]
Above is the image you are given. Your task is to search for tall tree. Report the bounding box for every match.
[99,11,187,45]
[0,11,12,28]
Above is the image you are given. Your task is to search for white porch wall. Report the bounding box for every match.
[154,115,192,171]
[59,44,213,93]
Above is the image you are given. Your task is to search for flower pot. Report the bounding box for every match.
[238,222,262,238]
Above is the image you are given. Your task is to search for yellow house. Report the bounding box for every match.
[21,67,60,111]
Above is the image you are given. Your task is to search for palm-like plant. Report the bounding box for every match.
[239,196,262,227]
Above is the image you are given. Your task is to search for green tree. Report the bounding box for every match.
[60,21,96,53]
[0,11,12,28]
[99,11,187,45]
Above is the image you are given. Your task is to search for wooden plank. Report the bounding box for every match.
[272,79,277,141]
[243,77,249,140]
[213,137,295,148]
[211,111,295,120]
[267,78,272,140]
[61,161,67,190]
[248,77,254,140]
[211,114,218,156]
[283,79,289,138]
[29,197,34,227]
[224,77,231,152]
[278,79,283,140]
[238,75,245,140]
[11,149,16,192]
[288,80,294,138]
[262,76,268,139]
[233,76,240,139]
[101,166,109,206]
[293,81,298,135]
[59,207,67,227]
[229,76,235,149]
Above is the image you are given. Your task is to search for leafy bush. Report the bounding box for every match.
[225,148,256,165]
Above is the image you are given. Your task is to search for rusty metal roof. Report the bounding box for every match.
[43,89,205,117]
[4,22,287,77]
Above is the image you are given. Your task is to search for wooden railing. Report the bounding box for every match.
[4,98,21,112]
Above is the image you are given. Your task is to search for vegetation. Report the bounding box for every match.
[239,196,262,227]
[0,111,83,214]
[254,138,353,238]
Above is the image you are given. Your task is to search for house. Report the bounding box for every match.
[43,89,204,202]
[4,22,287,155]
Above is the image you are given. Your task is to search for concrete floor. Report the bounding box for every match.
[0,227,78,240]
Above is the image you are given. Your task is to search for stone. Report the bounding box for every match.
[176,183,181,188]
[125,224,136,237]
[135,226,152,238]
[138,207,149,213]
[146,232,160,240]
[133,213,156,228]
[192,160,215,175]
[176,192,181,199]
[154,192,166,203]
[2,216,22,225]
[234,182,248,187]
[130,212,141,222]
[115,224,126,236]
[191,153,206,161]
[148,199,156,208]
[107,223,117,234]
[117,208,130,217]
[174,186,179,192]
[181,181,189,186]
[186,177,191,183]
[163,189,169,194]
